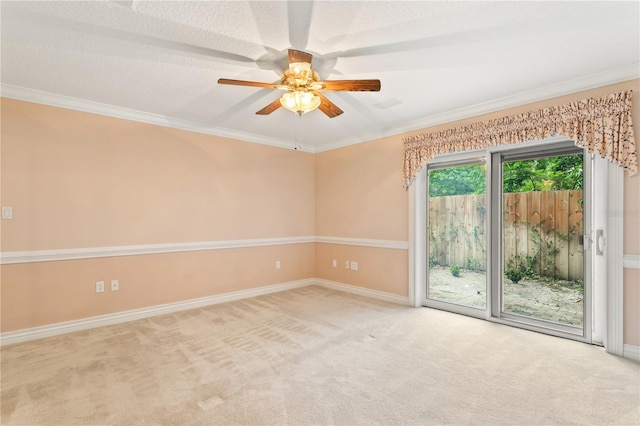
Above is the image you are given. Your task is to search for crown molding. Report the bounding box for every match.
[314,64,640,153]
[0,84,315,153]
[389,64,640,138]
[3,64,638,154]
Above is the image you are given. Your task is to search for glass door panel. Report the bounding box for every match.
[500,153,585,330]
[427,163,486,311]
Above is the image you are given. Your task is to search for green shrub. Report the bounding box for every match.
[449,264,461,277]
[505,268,524,284]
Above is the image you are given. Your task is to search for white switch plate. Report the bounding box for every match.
[1,207,13,219]
[275,260,281,269]
[350,261,358,271]
[96,281,105,293]
[111,279,119,291]
[332,259,337,268]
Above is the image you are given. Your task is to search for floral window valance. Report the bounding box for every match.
[402,90,637,189]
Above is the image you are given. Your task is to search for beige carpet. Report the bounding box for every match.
[1,285,638,425]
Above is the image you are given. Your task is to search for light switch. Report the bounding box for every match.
[1,207,13,219]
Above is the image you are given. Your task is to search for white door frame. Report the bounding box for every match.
[408,140,625,356]
[602,157,625,355]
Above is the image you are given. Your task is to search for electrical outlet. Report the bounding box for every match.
[96,281,104,293]
[350,261,358,271]
[275,260,281,269]
[111,279,119,291]
[344,261,349,269]
[332,259,337,268]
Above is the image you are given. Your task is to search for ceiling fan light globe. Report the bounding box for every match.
[280,91,321,115]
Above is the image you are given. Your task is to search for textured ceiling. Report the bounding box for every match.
[1,1,639,152]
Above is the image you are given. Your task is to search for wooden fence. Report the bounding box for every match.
[428,190,584,281]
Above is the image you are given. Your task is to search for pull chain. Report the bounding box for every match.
[294,113,302,150]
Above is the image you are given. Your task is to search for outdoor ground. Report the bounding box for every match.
[428,266,583,327]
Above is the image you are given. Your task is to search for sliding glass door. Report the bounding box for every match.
[494,148,587,336]
[424,141,591,341]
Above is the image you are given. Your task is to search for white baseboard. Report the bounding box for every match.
[0,279,314,346]
[623,344,640,362]
[0,278,410,346]
[3,275,629,356]
[315,278,410,306]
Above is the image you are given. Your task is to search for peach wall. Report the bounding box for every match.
[314,135,408,295]
[1,99,314,251]
[624,269,640,346]
[624,160,639,346]
[1,244,315,332]
[623,174,640,255]
[315,136,408,241]
[315,243,408,296]
[1,99,316,332]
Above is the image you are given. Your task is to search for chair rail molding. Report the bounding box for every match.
[0,236,316,264]
[623,254,640,269]
[315,236,409,250]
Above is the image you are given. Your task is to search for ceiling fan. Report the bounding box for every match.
[218,49,381,118]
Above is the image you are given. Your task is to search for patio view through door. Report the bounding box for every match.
[426,161,487,317]
[495,148,586,336]
[425,142,590,340]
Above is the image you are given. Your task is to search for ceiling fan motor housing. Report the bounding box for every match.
[218,49,380,118]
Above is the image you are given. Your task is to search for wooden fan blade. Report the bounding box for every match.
[218,78,279,89]
[315,92,343,118]
[288,49,312,65]
[256,98,283,115]
[318,79,381,92]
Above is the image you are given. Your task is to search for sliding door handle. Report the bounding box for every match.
[595,229,605,256]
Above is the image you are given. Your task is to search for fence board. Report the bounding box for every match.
[514,191,529,265]
[527,191,542,275]
[429,196,447,265]
[445,196,454,266]
[454,195,466,267]
[503,193,517,270]
[555,191,570,279]
[541,191,556,278]
[472,194,486,270]
[568,190,584,280]
[428,190,583,281]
